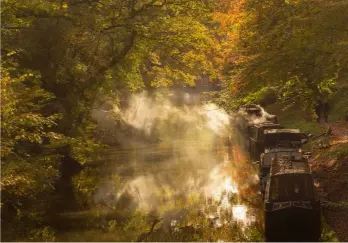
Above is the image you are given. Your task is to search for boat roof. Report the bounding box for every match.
[249,122,282,128]
[241,104,262,112]
[244,104,259,108]
[264,129,300,134]
[264,148,301,153]
[246,107,260,110]
[270,155,310,176]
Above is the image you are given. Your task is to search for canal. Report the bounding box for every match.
[56,93,264,241]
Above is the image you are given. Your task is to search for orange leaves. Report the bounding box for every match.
[212,0,247,26]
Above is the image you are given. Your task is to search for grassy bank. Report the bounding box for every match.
[265,86,348,135]
[260,91,348,241]
[265,103,326,134]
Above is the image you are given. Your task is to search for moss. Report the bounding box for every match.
[320,216,339,242]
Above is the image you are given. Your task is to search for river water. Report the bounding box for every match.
[56,93,265,241]
[103,141,264,241]
[57,142,264,241]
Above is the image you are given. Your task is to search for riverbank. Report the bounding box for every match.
[264,102,348,241]
[309,121,348,242]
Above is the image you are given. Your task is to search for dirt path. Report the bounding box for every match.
[324,121,348,142]
[309,121,348,241]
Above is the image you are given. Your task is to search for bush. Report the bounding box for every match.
[72,167,100,208]
[29,226,56,242]
[242,87,278,107]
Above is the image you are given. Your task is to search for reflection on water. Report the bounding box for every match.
[67,93,265,241]
[90,141,264,241]
[57,93,336,241]
[232,205,248,222]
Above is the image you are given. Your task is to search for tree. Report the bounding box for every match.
[1,0,227,240]
[221,0,348,115]
[1,57,64,240]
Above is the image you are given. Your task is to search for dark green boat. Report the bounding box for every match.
[263,155,321,242]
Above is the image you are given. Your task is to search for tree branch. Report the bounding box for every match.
[1,26,29,30]
[97,29,137,75]
[136,218,160,242]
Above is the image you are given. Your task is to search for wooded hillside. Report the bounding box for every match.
[1,0,347,241]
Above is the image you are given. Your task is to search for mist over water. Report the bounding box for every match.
[237,104,276,125]
[92,91,263,240]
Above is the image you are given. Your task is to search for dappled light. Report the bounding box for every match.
[2,0,347,241]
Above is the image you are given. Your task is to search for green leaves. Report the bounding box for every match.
[72,167,100,207]
[1,61,58,155]
[1,58,66,240]
[222,0,348,113]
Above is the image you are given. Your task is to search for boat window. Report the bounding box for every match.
[264,133,302,147]
[250,127,258,140]
[269,175,314,201]
[263,153,274,166]
[270,177,279,201]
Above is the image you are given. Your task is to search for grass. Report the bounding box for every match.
[263,85,348,134]
[265,103,327,134]
[281,119,326,134]
[264,85,348,130]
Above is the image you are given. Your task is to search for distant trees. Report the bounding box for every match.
[218,0,348,116]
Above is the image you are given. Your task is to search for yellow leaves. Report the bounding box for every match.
[151,78,173,88]
[212,0,247,26]
[338,41,348,46]
[53,2,68,10]
[1,156,60,198]
[6,51,17,57]
[29,227,56,242]
[75,63,88,73]
[1,62,63,162]
[148,52,162,66]
[1,174,30,189]
[46,132,65,141]
[285,0,302,5]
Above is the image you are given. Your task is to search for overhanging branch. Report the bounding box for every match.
[97,29,137,75]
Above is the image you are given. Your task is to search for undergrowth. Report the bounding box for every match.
[320,216,338,242]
